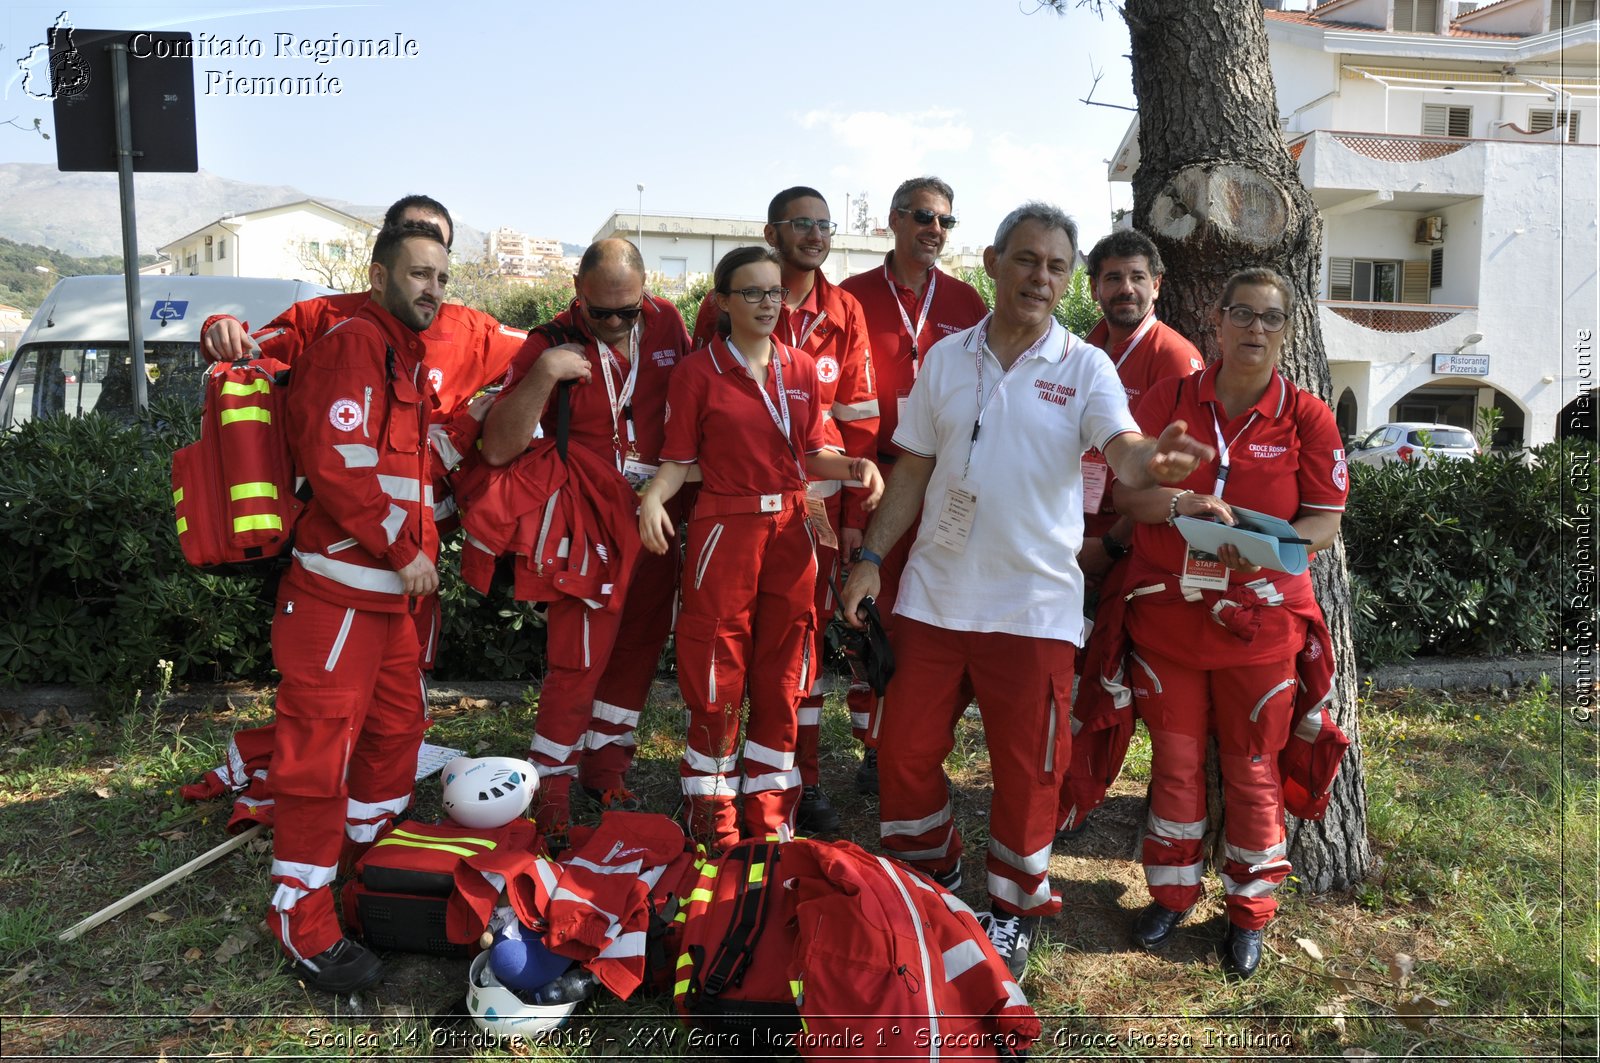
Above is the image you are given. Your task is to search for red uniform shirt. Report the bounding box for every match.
[501,295,691,469]
[660,337,826,498]
[204,294,527,414]
[1126,364,1348,664]
[839,254,988,458]
[282,300,439,613]
[1082,314,1206,537]
[693,273,879,525]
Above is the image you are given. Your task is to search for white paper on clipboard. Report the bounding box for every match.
[415,742,467,780]
[1173,505,1309,575]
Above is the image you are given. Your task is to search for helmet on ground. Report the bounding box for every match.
[441,756,538,829]
[467,951,577,1039]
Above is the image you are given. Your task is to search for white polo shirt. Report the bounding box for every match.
[891,316,1138,642]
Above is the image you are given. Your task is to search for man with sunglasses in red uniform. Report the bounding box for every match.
[691,187,878,833]
[481,238,692,841]
[838,177,988,793]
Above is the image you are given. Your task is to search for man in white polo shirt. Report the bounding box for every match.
[839,202,1212,980]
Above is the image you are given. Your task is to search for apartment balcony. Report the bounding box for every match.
[1290,130,1486,211]
[1319,300,1479,367]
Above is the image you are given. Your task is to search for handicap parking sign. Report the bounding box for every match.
[151,299,188,322]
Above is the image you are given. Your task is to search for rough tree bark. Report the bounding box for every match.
[1071,0,1373,890]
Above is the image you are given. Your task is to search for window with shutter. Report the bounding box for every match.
[1329,257,1354,301]
[1328,257,1409,302]
[1401,261,1431,304]
[1552,1,1597,30]
[1423,104,1472,138]
[1429,247,1444,289]
[1394,0,1440,32]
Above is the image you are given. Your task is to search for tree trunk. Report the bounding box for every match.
[1122,0,1372,890]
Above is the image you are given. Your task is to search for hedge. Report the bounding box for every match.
[0,411,1587,689]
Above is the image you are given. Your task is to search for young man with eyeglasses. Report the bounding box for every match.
[838,176,988,793]
[691,186,879,833]
[481,238,692,840]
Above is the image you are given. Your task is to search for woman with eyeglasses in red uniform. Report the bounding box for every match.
[639,246,883,851]
[1110,268,1348,979]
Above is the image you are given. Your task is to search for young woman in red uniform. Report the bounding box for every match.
[639,247,883,850]
[1112,268,1347,978]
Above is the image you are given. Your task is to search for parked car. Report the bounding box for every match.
[1349,422,1480,466]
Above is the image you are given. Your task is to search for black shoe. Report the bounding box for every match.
[1222,923,1263,979]
[1055,813,1090,842]
[978,910,1041,980]
[931,864,962,891]
[1130,903,1191,950]
[854,748,879,795]
[796,785,841,833]
[289,936,383,994]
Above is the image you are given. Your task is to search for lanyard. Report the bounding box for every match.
[1114,312,1159,370]
[596,320,641,468]
[1207,402,1260,502]
[965,316,1051,477]
[725,337,805,479]
[787,307,826,350]
[884,264,937,377]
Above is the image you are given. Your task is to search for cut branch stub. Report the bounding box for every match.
[1149,164,1291,248]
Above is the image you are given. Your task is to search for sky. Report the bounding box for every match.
[0,0,1139,253]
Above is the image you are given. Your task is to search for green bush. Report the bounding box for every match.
[1343,442,1591,666]
[482,284,573,331]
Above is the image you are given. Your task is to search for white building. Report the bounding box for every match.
[486,227,566,277]
[1111,0,1598,446]
[156,200,376,289]
[590,211,987,291]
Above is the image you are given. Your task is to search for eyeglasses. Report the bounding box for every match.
[584,301,643,323]
[728,287,789,304]
[895,207,959,230]
[1224,305,1288,333]
[777,217,838,235]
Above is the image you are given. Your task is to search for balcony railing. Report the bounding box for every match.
[1320,300,1475,334]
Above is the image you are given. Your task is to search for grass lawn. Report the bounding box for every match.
[0,675,1594,1060]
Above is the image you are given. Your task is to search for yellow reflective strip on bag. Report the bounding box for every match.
[220,379,272,397]
[219,407,271,426]
[386,826,498,849]
[232,513,284,533]
[673,978,691,996]
[172,487,183,504]
[369,836,482,859]
[175,517,188,534]
[676,952,694,970]
[748,861,765,884]
[228,481,279,501]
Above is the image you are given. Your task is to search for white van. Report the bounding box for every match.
[0,275,339,429]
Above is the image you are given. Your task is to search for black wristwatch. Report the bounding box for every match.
[1101,534,1129,561]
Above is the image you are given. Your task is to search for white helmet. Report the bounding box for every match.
[441,756,538,829]
[467,951,577,1040]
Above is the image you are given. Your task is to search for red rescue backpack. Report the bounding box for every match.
[170,358,302,569]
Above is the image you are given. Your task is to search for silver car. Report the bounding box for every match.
[1349,421,1480,466]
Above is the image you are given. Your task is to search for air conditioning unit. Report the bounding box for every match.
[1414,216,1445,244]
[204,235,214,246]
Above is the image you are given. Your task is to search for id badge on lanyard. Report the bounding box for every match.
[1179,401,1257,594]
[598,322,643,473]
[888,266,935,429]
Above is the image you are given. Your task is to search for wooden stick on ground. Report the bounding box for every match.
[57,823,266,943]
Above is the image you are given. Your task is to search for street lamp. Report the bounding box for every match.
[1453,333,1484,354]
[636,183,645,255]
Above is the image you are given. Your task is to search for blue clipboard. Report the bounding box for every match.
[1173,504,1310,575]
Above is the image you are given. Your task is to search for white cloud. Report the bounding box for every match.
[797,109,974,222]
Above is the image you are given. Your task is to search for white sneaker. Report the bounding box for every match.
[978,909,1040,980]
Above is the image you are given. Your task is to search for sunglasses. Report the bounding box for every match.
[896,207,959,230]
[1223,305,1288,333]
[584,301,643,323]
[777,217,838,235]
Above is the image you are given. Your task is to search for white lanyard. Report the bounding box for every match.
[884,264,937,377]
[1113,312,1159,370]
[1207,402,1260,502]
[787,307,826,350]
[725,337,804,479]
[596,321,641,468]
[966,316,1050,476]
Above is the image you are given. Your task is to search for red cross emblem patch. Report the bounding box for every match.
[329,399,363,432]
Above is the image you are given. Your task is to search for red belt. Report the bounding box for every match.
[693,490,807,518]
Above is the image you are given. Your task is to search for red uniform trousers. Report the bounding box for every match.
[845,461,917,744]
[796,482,843,786]
[1131,642,1299,930]
[676,493,816,843]
[267,589,425,961]
[877,617,1074,918]
[527,513,680,809]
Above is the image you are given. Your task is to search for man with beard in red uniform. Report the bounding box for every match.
[690,187,878,832]
[480,238,692,841]
[1075,229,1205,589]
[267,220,447,993]
[837,176,988,794]
[181,197,528,816]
